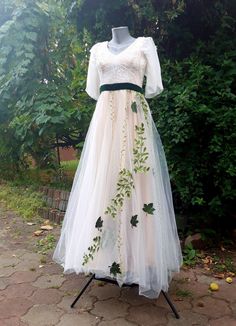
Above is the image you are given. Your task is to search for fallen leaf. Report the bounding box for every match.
[202,256,213,264]
[34,230,44,236]
[40,225,53,230]
[213,273,225,279]
[204,265,210,271]
[27,222,36,226]
[220,245,226,251]
[44,219,50,225]
[182,266,189,271]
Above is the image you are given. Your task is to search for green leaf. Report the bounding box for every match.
[143,203,155,215]
[131,101,137,113]
[109,262,121,276]
[95,216,103,229]
[188,249,196,260]
[130,214,139,227]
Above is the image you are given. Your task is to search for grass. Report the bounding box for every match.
[2,160,79,191]
[40,256,47,264]
[0,181,47,222]
[61,160,78,172]
[35,234,56,255]
[210,254,236,274]
[175,288,193,298]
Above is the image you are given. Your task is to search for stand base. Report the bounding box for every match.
[71,273,180,319]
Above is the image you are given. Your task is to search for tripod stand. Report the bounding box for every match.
[70,273,180,319]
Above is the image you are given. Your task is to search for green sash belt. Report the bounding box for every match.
[100,82,144,94]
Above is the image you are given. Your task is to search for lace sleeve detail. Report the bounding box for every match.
[143,37,164,98]
[85,44,101,101]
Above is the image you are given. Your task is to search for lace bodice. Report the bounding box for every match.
[85,36,164,100]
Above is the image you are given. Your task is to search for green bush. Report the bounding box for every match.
[151,15,236,219]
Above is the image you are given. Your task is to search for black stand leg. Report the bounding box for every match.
[70,273,95,308]
[161,290,180,319]
[71,273,180,319]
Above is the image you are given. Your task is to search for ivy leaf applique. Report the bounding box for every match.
[95,216,103,230]
[143,203,155,215]
[130,214,139,228]
[109,262,121,276]
[131,101,137,113]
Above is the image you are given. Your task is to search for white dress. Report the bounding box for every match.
[52,36,183,299]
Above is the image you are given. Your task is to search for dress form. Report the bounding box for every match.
[107,26,136,55]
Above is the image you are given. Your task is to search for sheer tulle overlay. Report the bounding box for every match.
[52,36,183,299]
[53,90,183,298]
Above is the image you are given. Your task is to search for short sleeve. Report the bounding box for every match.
[85,44,100,101]
[143,37,164,98]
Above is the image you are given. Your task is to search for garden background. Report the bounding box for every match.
[0,0,235,247]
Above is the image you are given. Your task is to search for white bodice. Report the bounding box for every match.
[85,36,164,100]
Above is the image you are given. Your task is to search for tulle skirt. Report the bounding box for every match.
[52,89,183,299]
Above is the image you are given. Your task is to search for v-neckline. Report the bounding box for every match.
[105,37,141,56]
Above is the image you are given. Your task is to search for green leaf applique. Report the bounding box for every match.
[109,262,121,276]
[132,123,150,173]
[143,203,155,215]
[130,214,139,227]
[95,216,103,230]
[131,101,137,113]
[82,235,101,266]
[104,168,134,218]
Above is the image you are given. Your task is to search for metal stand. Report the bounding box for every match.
[71,273,180,319]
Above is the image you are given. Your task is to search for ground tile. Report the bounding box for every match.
[192,295,231,318]
[91,298,129,320]
[0,255,20,268]
[0,298,33,319]
[88,282,122,300]
[21,304,63,326]
[98,317,137,326]
[212,282,236,303]
[41,262,64,275]
[208,316,236,326]
[167,309,209,326]
[175,275,211,297]
[0,277,11,290]
[9,270,41,283]
[59,276,84,292]
[0,266,16,278]
[119,286,151,306]
[231,302,236,318]
[57,293,96,313]
[0,317,28,326]
[155,294,192,311]
[30,287,63,304]
[32,274,65,289]
[57,312,100,326]
[127,304,168,325]
[1,282,35,299]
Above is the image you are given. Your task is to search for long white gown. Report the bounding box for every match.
[52,36,183,299]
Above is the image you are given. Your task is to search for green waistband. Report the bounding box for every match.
[100,82,144,94]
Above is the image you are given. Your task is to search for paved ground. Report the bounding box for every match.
[0,204,235,326]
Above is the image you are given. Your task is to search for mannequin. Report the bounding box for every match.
[54,23,182,316]
[107,26,136,55]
